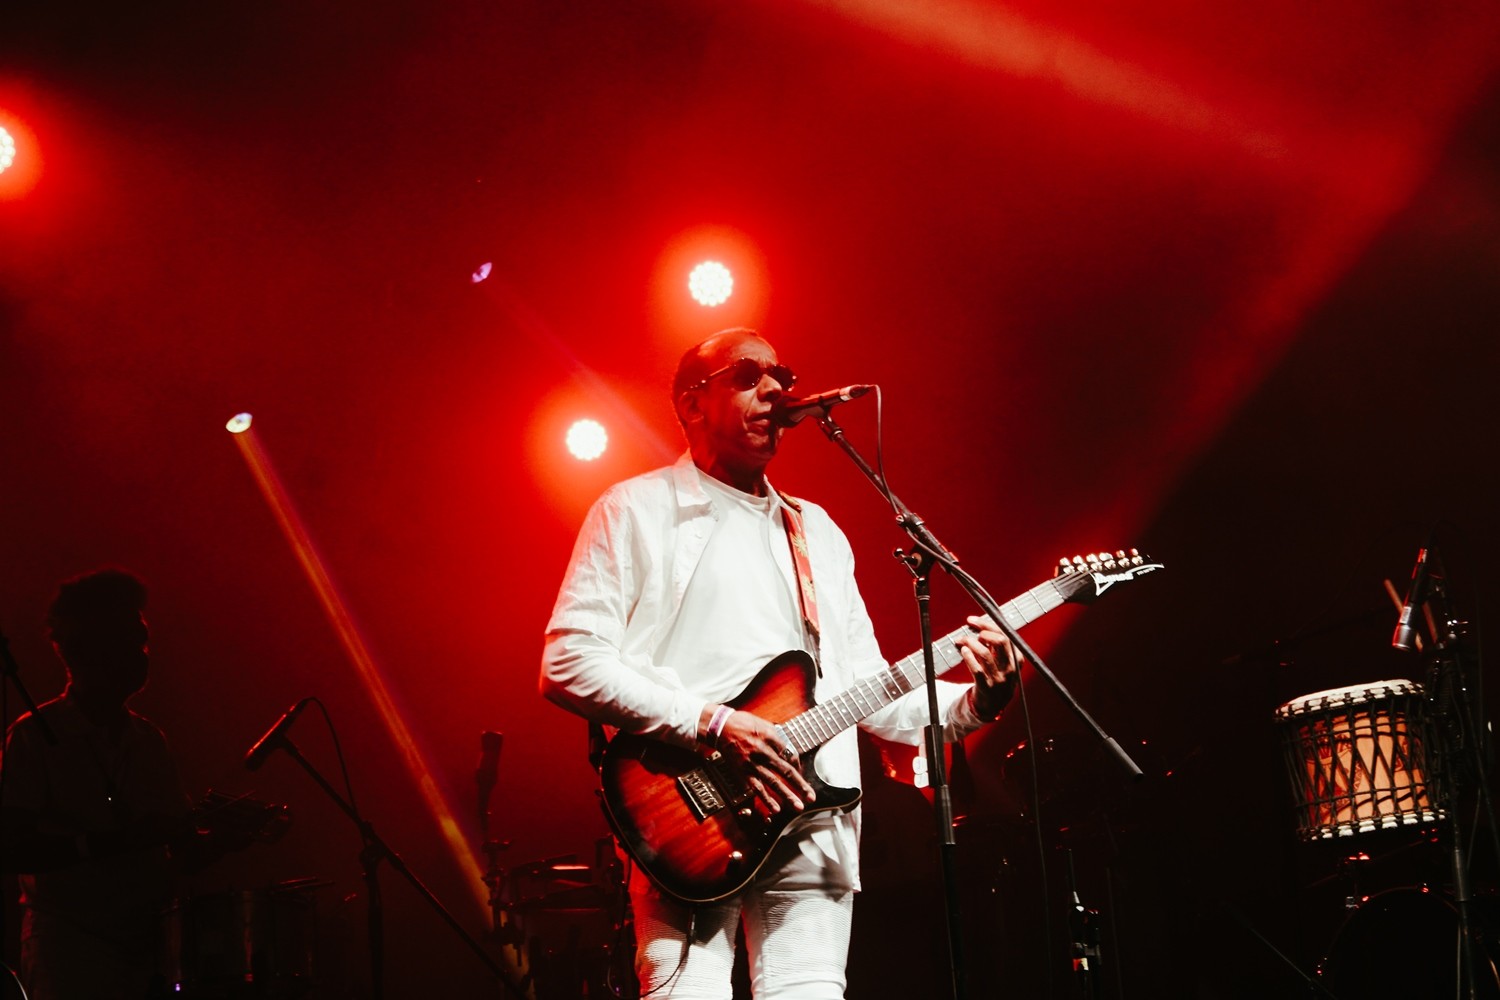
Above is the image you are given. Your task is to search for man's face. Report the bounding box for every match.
[55,611,150,703]
[682,334,794,479]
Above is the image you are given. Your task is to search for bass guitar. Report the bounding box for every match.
[598,549,1163,904]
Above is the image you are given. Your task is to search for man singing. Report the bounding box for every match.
[540,328,1017,998]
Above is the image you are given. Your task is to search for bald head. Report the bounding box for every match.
[670,329,790,493]
[672,328,768,400]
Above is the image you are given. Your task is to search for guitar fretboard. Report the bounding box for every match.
[777,574,1076,754]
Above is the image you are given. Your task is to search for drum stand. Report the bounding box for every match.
[1064,848,1103,1000]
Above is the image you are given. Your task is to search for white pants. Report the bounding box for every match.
[628,817,856,999]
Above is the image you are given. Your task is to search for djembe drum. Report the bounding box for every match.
[1274,679,1443,840]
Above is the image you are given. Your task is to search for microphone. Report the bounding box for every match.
[1391,547,1430,652]
[243,698,313,771]
[476,730,503,833]
[770,384,875,427]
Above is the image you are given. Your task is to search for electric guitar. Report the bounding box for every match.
[598,549,1163,904]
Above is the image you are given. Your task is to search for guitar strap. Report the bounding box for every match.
[777,491,822,676]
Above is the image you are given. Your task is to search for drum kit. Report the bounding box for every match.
[159,879,326,999]
[154,746,639,1000]
[1271,549,1498,999]
[153,793,322,999]
[483,836,636,1000]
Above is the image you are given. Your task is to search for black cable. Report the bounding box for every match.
[306,697,358,813]
[872,386,900,520]
[604,851,637,999]
[867,381,1060,993]
[1013,668,1055,997]
[635,903,692,998]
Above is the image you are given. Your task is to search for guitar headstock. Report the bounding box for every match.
[1053,548,1164,604]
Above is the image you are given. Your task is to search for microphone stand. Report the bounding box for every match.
[0,626,57,746]
[0,624,58,994]
[272,737,526,998]
[899,542,967,1000]
[1426,569,1483,1000]
[812,411,1143,1000]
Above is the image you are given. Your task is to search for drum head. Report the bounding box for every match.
[1321,890,1500,999]
[1276,679,1423,718]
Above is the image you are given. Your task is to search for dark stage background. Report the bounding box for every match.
[3,1,1499,996]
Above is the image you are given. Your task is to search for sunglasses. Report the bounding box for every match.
[683,357,798,394]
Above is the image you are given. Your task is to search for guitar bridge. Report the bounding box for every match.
[677,764,728,821]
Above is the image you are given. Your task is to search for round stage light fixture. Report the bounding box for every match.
[688,260,733,307]
[566,419,608,461]
[226,412,254,434]
[0,127,15,175]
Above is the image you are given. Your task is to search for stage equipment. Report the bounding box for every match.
[1275,680,1444,840]
[598,552,1160,904]
[252,701,524,998]
[486,840,635,1000]
[1281,540,1496,1000]
[565,418,607,461]
[800,396,1152,1000]
[160,880,326,998]
[476,730,503,838]
[244,698,314,772]
[688,260,733,306]
[769,384,874,426]
[1391,547,1431,652]
[1319,888,1500,999]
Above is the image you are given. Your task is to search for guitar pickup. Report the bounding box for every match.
[677,765,728,822]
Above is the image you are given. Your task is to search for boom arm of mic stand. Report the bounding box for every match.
[273,738,527,998]
[812,412,1143,779]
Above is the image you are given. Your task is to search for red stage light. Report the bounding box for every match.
[566,418,608,461]
[0,114,41,199]
[688,260,733,306]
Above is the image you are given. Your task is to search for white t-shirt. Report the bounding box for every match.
[653,470,806,704]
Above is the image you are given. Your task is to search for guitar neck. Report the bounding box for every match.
[778,575,1073,755]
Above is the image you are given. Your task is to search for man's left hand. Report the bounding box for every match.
[956,614,1020,719]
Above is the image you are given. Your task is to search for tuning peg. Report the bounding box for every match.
[1115,549,1127,560]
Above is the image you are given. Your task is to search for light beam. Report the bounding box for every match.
[227,416,490,922]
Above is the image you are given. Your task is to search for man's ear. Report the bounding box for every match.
[675,391,702,428]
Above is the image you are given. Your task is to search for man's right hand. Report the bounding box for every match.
[713,709,817,818]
